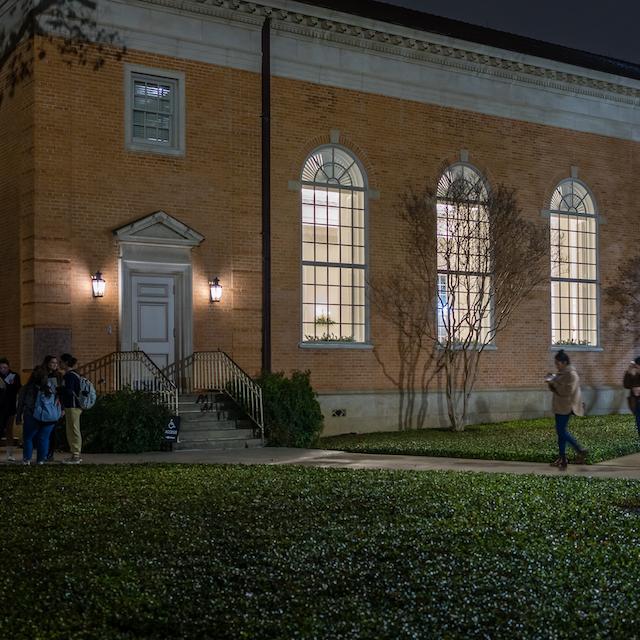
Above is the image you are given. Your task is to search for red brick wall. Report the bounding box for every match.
[28,39,640,392]
[269,79,639,393]
[0,41,34,371]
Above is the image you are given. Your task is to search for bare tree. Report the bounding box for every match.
[370,185,442,430]
[605,256,640,344]
[0,0,125,106]
[371,169,547,431]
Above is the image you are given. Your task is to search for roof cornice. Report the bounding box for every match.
[134,0,640,107]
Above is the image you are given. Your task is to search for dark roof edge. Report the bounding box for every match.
[302,0,640,82]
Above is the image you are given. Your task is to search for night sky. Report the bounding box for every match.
[380,0,640,65]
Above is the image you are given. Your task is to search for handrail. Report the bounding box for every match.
[78,351,179,415]
[163,351,264,442]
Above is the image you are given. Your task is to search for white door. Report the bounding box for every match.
[131,275,175,369]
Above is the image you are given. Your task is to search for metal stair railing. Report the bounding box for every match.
[163,351,264,442]
[78,351,179,415]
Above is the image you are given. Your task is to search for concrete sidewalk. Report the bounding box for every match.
[4,446,640,480]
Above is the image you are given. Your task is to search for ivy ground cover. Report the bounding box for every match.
[320,414,640,463]
[3,465,640,638]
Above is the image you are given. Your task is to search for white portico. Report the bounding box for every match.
[113,211,204,369]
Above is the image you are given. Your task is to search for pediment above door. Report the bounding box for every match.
[113,211,205,247]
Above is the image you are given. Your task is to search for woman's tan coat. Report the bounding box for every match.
[548,365,584,416]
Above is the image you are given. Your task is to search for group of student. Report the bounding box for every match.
[0,354,84,465]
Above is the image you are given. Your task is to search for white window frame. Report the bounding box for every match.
[436,162,494,349]
[124,64,186,156]
[298,144,372,349]
[546,178,601,351]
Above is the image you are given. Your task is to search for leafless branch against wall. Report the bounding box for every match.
[604,256,640,344]
[0,0,126,105]
[371,175,547,431]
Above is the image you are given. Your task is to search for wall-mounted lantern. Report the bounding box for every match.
[91,271,106,298]
[209,277,222,303]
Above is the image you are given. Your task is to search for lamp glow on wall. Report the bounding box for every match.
[91,271,106,298]
[209,277,222,303]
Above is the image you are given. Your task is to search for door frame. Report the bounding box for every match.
[120,255,193,366]
[114,211,205,367]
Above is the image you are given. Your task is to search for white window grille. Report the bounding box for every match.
[436,164,492,346]
[549,179,598,347]
[301,146,367,344]
[125,66,185,155]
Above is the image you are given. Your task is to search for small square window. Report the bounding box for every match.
[125,66,185,156]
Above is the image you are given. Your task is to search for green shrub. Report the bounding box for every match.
[81,388,171,453]
[257,370,323,447]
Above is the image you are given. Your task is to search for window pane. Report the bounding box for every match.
[301,148,367,342]
[316,268,327,285]
[316,245,327,263]
[131,75,176,148]
[340,209,352,226]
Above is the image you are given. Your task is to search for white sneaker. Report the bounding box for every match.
[37,461,45,465]
[62,456,82,464]
[22,460,30,466]
[6,454,15,462]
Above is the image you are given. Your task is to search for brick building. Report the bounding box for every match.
[1,0,639,434]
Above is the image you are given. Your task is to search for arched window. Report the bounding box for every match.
[301,146,367,343]
[549,179,598,346]
[436,164,492,345]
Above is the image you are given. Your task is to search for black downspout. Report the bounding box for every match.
[261,17,272,373]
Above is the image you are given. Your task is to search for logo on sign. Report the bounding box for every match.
[164,416,181,442]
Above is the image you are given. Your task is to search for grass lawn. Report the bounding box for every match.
[3,465,640,638]
[319,414,640,464]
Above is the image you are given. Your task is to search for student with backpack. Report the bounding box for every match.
[15,366,61,465]
[42,355,64,461]
[60,353,84,464]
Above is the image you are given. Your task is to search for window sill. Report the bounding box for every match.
[550,345,603,352]
[126,142,185,157]
[299,342,374,350]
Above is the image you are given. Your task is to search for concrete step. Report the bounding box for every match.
[180,411,232,423]
[178,392,225,402]
[178,428,255,444]
[179,402,226,412]
[179,420,238,432]
[174,438,263,451]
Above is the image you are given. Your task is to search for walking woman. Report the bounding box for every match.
[546,349,588,470]
[42,355,63,461]
[59,353,82,464]
[16,366,60,465]
[0,357,22,462]
[623,357,640,436]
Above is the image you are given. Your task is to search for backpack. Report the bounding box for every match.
[72,371,97,410]
[33,389,62,423]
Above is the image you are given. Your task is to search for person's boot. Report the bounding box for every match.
[551,456,568,470]
[575,449,588,465]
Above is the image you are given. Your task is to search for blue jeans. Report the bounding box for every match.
[555,413,582,458]
[634,402,640,436]
[22,415,56,463]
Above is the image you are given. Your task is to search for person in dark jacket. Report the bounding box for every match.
[623,356,640,436]
[42,355,64,461]
[59,353,82,464]
[16,366,59,465]
[0,357,22,462]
